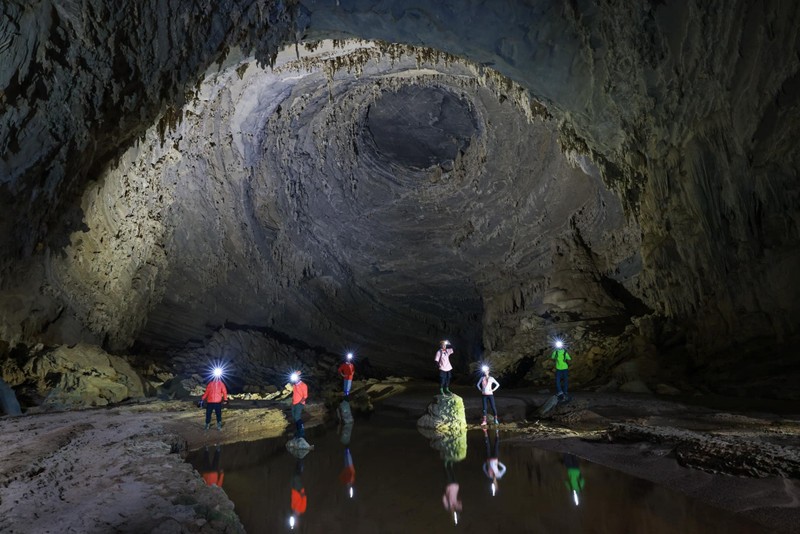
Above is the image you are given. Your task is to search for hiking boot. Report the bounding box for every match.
[445,388,452,396]
[481,416,487,426]
[439,388,445,396]
[204,423,210,431]
[494,417,500,425]
[216,422,222,431]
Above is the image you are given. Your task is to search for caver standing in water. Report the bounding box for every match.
[290,371,308,439]
[476,365,500,426]
[435,340,455,396]
[338,352,355,398]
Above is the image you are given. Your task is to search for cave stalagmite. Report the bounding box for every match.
[1,1,799,532]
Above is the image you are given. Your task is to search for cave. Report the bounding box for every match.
[1,1,798,532]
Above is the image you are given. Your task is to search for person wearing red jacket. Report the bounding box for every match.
[201,371,228,431]
[338,353,355,397]
[290,372,308,439]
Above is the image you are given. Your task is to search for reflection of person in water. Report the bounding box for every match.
[339,447,356,499]
[563,454,585,506]
[442,460,462,525]
[482,428,506,496]
[289,458,306,529]
[200,444,224,487]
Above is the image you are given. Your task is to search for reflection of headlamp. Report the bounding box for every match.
[289,515,296,529]
[573,490,580,506]
[491,482,496,496]
[290,372,300,383]
[349,486,354,499]
[481,365,490,373]
[453,511,458,525]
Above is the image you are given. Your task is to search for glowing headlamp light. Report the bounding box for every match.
[213,367,223,379]
[346,352,353,360]
[290,372,300,383]
[481,365,490,373]
[554,339,564,349]
[289,515,296,529]
[573,490,580,506]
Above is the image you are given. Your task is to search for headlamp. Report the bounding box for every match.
[554,339,564,349]
[346,352,353,360]
[290,372,300,383]
[481,365,490,373]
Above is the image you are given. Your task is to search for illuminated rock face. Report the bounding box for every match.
[0,1,798,395]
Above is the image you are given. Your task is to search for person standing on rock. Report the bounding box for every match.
[550,340,572,401]
[435,340,455,396]
[476,365,500,425]
[200,368,228,430]
[290,372,308,439]
[338,353,355,398]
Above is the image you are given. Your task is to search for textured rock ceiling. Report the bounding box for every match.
[1,1,799,390]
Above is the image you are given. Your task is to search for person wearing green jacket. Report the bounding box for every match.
[550,340,571,400]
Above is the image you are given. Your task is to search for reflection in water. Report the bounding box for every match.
[482,428,506,497]
[564,453,585,507]
[339,415,356,499]
[200,444,224,487]
[289,458,306,530]
[187,414,768,534]
[420,426,468,525]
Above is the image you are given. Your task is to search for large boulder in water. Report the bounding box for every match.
[417,394,467,434]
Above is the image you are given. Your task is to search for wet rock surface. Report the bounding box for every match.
[417,393,467,433]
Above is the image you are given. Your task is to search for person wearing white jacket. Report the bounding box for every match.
[476,365,500,426]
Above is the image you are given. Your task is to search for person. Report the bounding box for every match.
[200,444,224,487]
[563,454,585,506]
[482,427,506,496]
[550,340,572,401]
[290,372,308,439]
[435,340,454,395]
[338,353,355,397]
[476,365,500,425]
[200,369,228,430]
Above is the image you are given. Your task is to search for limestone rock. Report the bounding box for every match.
[0,378,22,416]
[619,380,653,394]
[285,438,314,459]
[417,394,467,434]
[21,344,145,409]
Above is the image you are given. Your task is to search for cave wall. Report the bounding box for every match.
[1,0,798,394]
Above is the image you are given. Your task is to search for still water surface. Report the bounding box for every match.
[188,411,765,533]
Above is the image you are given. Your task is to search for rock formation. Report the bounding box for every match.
[1,1,798,400]
[417,393,467,434]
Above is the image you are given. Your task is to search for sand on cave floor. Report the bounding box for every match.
[0,386,798,533]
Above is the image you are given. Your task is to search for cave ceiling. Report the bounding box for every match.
[1,1,799,381]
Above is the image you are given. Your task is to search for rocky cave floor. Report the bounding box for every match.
[1,383,798,533]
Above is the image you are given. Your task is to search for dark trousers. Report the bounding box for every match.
[555,369,569,395]
[205,402,222,425]
[481,395,498,417]
[439,370,452,388]
[292,403,305,438]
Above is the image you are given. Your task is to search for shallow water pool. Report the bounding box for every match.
[187,411,766,533]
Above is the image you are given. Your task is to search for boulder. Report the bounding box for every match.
[655,383,682,395]
[0,378,22,416]
[619,380,653,394]
[337,400,354,424]
[22,344,145,409]
[286,438,314,458]
[417,394,467,433]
